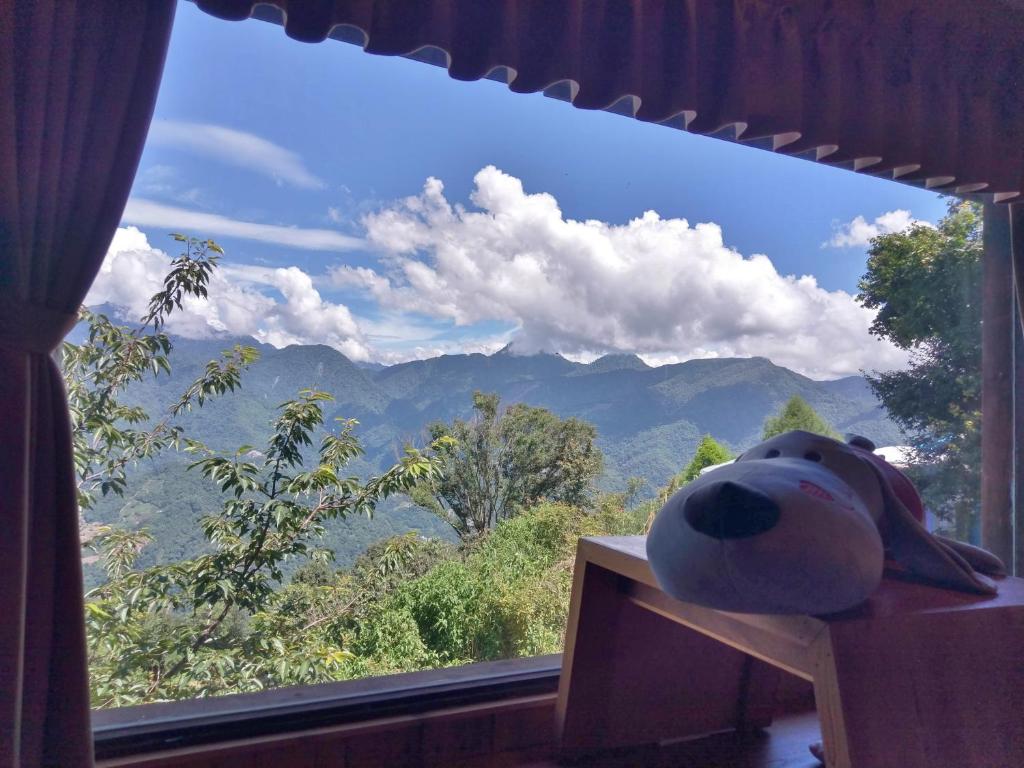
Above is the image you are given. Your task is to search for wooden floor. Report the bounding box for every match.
[509,712,823,768]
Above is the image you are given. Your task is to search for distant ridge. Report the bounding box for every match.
[97,333,900,479]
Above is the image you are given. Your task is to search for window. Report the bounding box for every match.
[75,0,996,716]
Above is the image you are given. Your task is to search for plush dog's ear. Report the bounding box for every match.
[863,458,1001,595]
[932,535,1007,577]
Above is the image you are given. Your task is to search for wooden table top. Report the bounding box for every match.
[574,534,1024,682]
[579,535,1024,622]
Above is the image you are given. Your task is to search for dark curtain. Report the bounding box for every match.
[0,2,176,765]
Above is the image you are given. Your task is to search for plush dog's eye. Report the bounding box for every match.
[803,451,822,462]
[765,449,780,458]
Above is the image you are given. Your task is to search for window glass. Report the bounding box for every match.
[75,1,975,708]
[856,201,984,542]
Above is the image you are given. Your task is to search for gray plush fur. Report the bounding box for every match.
[646,430,1003,615]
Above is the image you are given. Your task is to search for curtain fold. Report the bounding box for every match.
[195,0,1024,202]
[0,2,176,765]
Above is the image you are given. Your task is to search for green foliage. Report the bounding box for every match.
[63,235,258,520]
[349,501,642,670]
[82,334,902,567]
[347,533,457,601]
[679,435,734,484]
[416,391,604,537]
[857,199,983,537]
[81,459,455,590]
[762,395,841,441]
[92,497,642,699]
[86,389,449,705]
[72,234,453,706]
[290,559,338,587]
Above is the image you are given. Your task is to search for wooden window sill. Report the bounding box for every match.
[93,655,561,761]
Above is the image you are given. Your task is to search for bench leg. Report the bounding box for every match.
[556,560,779,758]
[813,609,1024,768]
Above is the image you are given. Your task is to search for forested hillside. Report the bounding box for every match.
[83,332,901,583]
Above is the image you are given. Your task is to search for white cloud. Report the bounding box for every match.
[122,198,363,251]
[136,165,206,206]
[367,333,513,366]
[332,166,908,379]
[826,209,933,248]
[149,120,325,189]
[87,227,373,361]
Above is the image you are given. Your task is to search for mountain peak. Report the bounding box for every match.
[587,353,650,372]
[492,342,562,358]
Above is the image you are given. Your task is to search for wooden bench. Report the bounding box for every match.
[555,536,1024,767]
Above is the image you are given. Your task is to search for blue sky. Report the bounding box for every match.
[90,1,948,378]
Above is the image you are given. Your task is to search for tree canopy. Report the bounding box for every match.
[857,199,982,536]
[761,395,841,441]
[74,236,452,704]
[63,235,258,530]
[87,386,450,705]
[413,391,604,538]
[679,435,734,483]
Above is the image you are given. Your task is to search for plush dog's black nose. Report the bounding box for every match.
[683,480,781,539]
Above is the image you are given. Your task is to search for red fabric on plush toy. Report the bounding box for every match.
[847,436,1005,579]
[849,444,925,524]
[846,437,927,576]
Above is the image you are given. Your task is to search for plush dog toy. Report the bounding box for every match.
[647,430,1005,615]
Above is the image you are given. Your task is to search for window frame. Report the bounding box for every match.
[90,209,1022,759]
[92,654,560,759]
[90,7,1024,763]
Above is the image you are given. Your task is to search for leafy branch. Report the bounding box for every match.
[62,235,258,519]
[86,388,450,702]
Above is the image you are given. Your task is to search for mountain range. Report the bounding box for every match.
[83,334,902,582]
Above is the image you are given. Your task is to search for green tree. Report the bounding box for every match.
[86,389,449,705]
[413,391,603,538]
[857,199,982,537]
[66,234,453,705]
[761,395,841,441]
[679,435,734,483]
[62,234,258,535]
[638,435,734,532]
